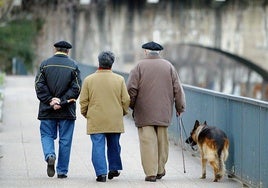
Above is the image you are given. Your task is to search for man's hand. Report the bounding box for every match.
[67,99,76,103]
[53,104,61,110]
[50,97,61,110]
[49,97,61,106]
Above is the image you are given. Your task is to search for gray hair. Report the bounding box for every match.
[146,49,160,55]
[55,47,69,53]
[98,51,115,69]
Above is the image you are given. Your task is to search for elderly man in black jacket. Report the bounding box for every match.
[35,41,82,178]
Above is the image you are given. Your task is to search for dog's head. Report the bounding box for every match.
[185,120,207,147]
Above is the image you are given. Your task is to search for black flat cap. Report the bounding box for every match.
[54,41,72,49]
[142,41,163,51]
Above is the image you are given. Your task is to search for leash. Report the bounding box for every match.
[177,114,186,173]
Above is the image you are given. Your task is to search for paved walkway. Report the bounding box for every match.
[0,76,242,188]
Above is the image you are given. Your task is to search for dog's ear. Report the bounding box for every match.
[194,120,199,128]
[204,121,207,125]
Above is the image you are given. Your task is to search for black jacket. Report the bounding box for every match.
[35,53,82,120]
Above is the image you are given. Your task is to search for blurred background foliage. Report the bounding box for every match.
[0,18,44,73]
[0,0,44,74]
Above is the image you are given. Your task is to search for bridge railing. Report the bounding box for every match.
[168,84,268,188]
[79,64,268,188]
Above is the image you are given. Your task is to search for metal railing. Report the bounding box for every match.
[168,84,268,188]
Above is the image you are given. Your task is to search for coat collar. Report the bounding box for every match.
[54,52,68,58]
[96,69,112,73]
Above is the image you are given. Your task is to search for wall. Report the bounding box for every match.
[34,1,268,73]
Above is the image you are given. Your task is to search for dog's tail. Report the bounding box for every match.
[217,139,229,179]
[222,138,229,161]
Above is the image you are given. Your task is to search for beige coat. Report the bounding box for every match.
[127,55,186,127]
[80,70,130,134]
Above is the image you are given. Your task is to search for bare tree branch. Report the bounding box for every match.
[0,0,15,23]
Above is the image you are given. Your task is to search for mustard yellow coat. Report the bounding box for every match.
[79,70,130,134]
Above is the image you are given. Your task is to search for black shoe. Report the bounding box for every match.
[108,170,120,180]
[46,156,56,177]
[145,176,156,182]
[96,175,106,182]
[57,174,68,179]
[156,169,166,179]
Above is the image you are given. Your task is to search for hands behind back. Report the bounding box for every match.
[49,97,61,110]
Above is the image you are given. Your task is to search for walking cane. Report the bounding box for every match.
[177,114,186,173]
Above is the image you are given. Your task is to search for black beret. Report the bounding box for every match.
[142,41,163,51]
[54,41,72,49]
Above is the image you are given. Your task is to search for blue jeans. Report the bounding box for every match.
[40,119,75,175]
[90,133,122,176]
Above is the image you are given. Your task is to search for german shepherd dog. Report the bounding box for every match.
[186,120,229,182]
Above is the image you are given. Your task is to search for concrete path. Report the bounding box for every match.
[0,76,242,188]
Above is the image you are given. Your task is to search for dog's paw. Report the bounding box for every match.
[214,174,222,182]
[200,174,206,179]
